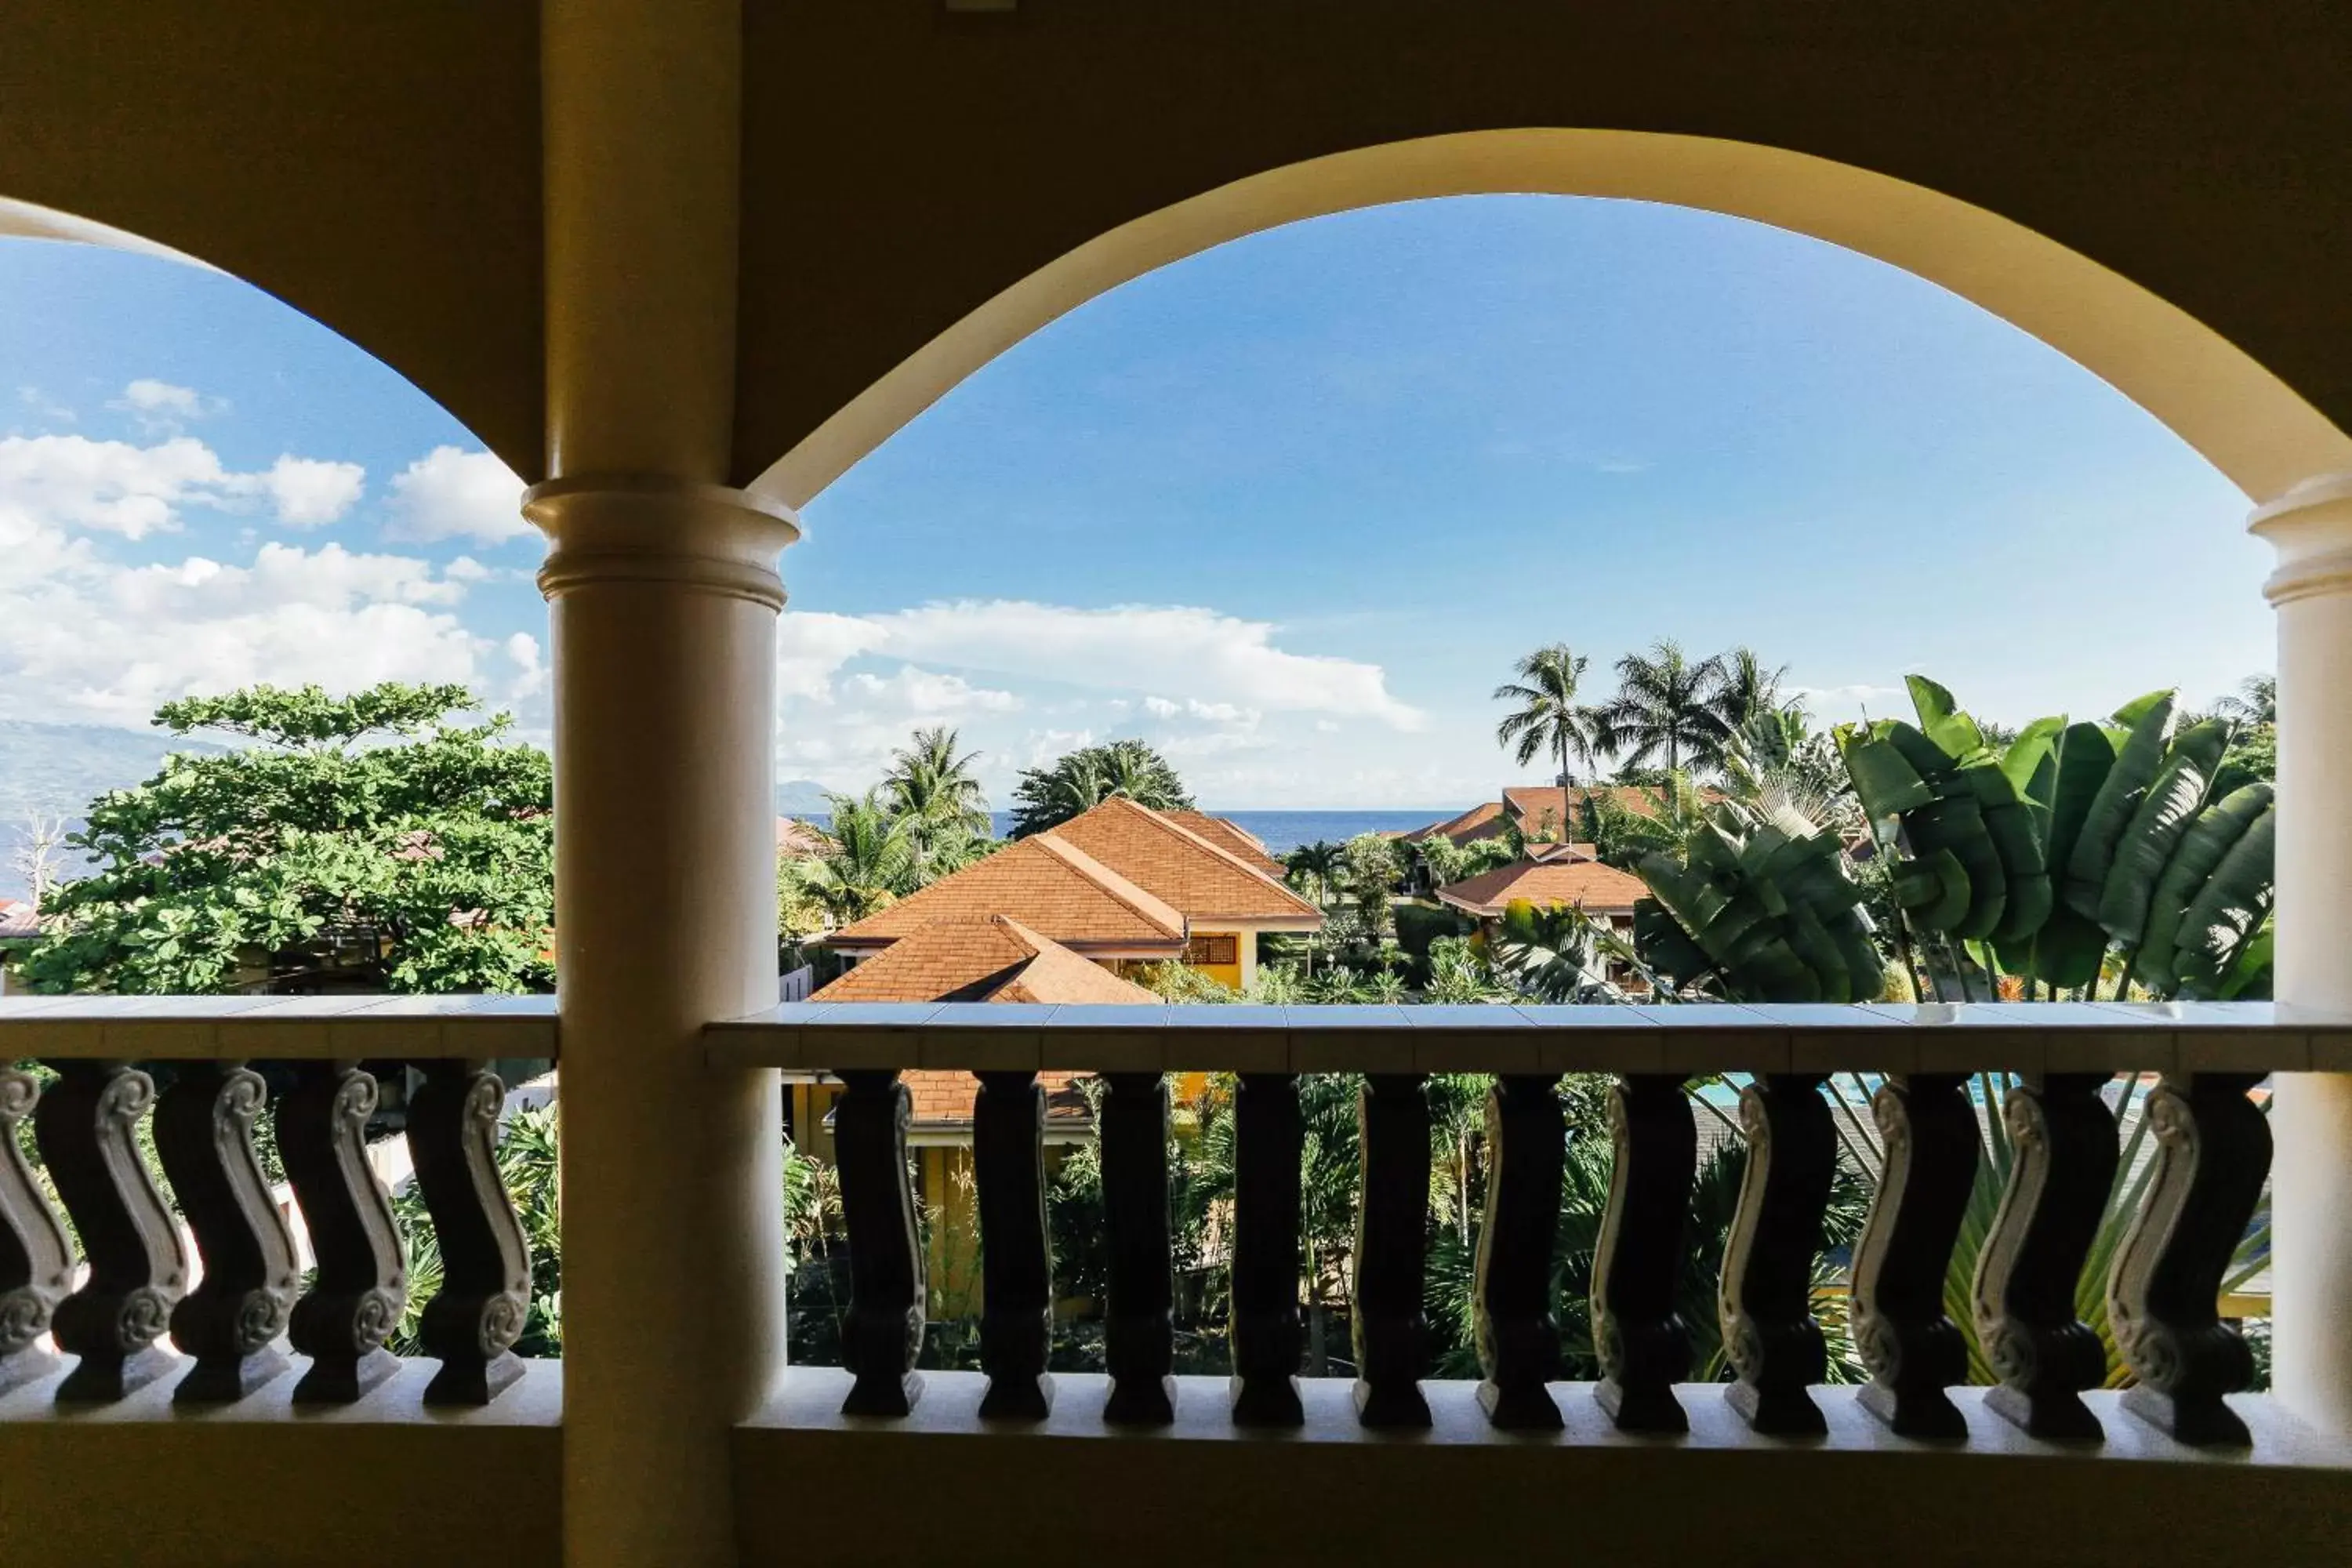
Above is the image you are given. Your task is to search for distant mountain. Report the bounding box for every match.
[0,719,223,822]
[0,720,227,901]
[776,778,837,815]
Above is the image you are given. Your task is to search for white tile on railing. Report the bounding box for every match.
[104,993,292,1059]
[1978,1002,2170,1075]
[801,1003,945,1071]
[216,994,419,1059]
[1628,1003,1791,1074]
[1509,1005,1664,1075]
[1163,1004,1289,1073]
[1289,1004,1411,1073]
[1859,1001,2045,1075]
[1396,1004,1539,1073]
[440,993,559,1058]
[916,1004,1054,1071]
[702,1001,832,1068]
[1046,1005,1169,1073]
[1762,1004,1922,1075]
[2095,1000,2301,1074]
[2280,1003,2352,1072]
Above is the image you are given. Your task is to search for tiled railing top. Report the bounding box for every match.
[703,1000,2352,1076]
[0,993,557,1059]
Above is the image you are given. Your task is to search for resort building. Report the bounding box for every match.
[1432,846,1650,992]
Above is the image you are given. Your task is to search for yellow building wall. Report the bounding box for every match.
[1185,929,1244,991]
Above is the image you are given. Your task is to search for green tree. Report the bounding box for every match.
[799,789,919,924]
[882,726,995,881]
[24,683,553,995]
[1339,832,1403,938]
[1007,739,1193,838]
[1493,644,1606,786]
[1283,839,1346,906]
[1707,645,1789,734]
[1593,639,1733,776]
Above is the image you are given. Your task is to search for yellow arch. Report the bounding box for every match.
[749,129,2352,512]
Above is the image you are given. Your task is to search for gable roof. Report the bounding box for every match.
[1163,811,1286,877]
[829,833,1185,952]
[1047,797,1321,927]
[811,915,1163,1004]
[1402,800,1508,846]
[1435,856,1650,918]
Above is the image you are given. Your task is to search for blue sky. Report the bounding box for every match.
[0,197,2270,808]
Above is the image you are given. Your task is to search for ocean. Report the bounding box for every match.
[788,809,1454,855]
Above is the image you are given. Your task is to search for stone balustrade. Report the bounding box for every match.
[707,999,2347,1448]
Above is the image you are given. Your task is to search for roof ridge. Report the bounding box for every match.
[1028,832,1188,938]
[1095,797,1319,914]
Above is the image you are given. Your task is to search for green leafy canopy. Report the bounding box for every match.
[23,682,554,995]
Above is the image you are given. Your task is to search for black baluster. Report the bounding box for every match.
[1230,1071,1303,1427]
[1592,1073,1695,1433]
[1475,1073,1563,1429]
[1352,1073,1430,1427]
[1100,1071,1174,1425]
[407,1061,531,1405]
[36,1061,187,1402]
[835,1069,924,1416]
[1973,1072,2118,1441]
[281,1061,406,1403]
[154,1062,299,1402]
[973,1069,1052,1420]
[1,1069,73,1398]
[1719,1073,1835,1436]
[2107,1071,2270,1446]
[1850,1073,1979,1439]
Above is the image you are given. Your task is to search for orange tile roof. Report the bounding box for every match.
[829,833,1185,952]
[1164,811,1286,877]
[898,1069,1094,1130]
[1403,800,1508,845]
[1049,798,1320,927]
[811,915,1163,1004]
[1435,856,1650,918]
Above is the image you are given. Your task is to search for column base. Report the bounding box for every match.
[2122,1383,2252,1447]
[1984,1381,2103,1442]
[1353,1376,1432,1428]
[1596,1374,1689,1434]
[294,1346,402,1404]
[978,1370,1053,1421]
[425,1350,527,1406]
[1478,1377,1563,1430]
[1230,1371,1305,1427]
[1727,1377,1827,1436]
[1858,1377,1966,1440]
[1103,1373,1175,1425]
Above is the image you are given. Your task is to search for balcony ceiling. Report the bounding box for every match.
[2,3,2347,495]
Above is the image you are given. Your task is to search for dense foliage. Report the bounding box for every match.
[22,683,554,995]
[1007,738,1193,838]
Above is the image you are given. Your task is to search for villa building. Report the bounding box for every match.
[1432,847,1650,993]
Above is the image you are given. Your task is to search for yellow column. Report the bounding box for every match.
[2252,473,2352,1437]
[536,4,780,1564]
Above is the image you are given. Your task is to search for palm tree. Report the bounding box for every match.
[1708,646,1788,734]
[1283,839,1346,906]
[1493,644,1605,786]
[1592,638,1731,775]
[800,789,917,922]
[884,726,990,837]
[1007,739,1193,837]
[2216,673,2278,727]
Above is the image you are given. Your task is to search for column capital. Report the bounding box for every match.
[2251,472,2352,606]
[524,474,800,611]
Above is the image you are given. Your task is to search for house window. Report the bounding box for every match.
[1185,934,1238,967]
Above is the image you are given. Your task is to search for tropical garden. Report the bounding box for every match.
[5,655,2281,1391]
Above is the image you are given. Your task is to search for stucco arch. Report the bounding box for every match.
[747,129,2352,514]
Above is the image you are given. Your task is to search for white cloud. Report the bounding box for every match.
[845,666,1021,714]
[775,599,1421,728]
[261,455,365,527]
[385,446,531,546]
[0,434,235,539]
[16,387,74,425]
[504,631,546,701]
[0,464,501,728]
[109,379,226,433]
[775,611,888,702]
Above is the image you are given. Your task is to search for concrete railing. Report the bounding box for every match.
[8,996,2352,1566]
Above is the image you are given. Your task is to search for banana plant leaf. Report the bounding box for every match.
[2043,721,2116,906]
[2130,782,2273,990]
[2172,804,2278,997]
[2097,717,2228,946]
[2219,920,2274,1000]
[1907,673,1987,759]
[2064,691,2176,920]
[1838,730,1934,825]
